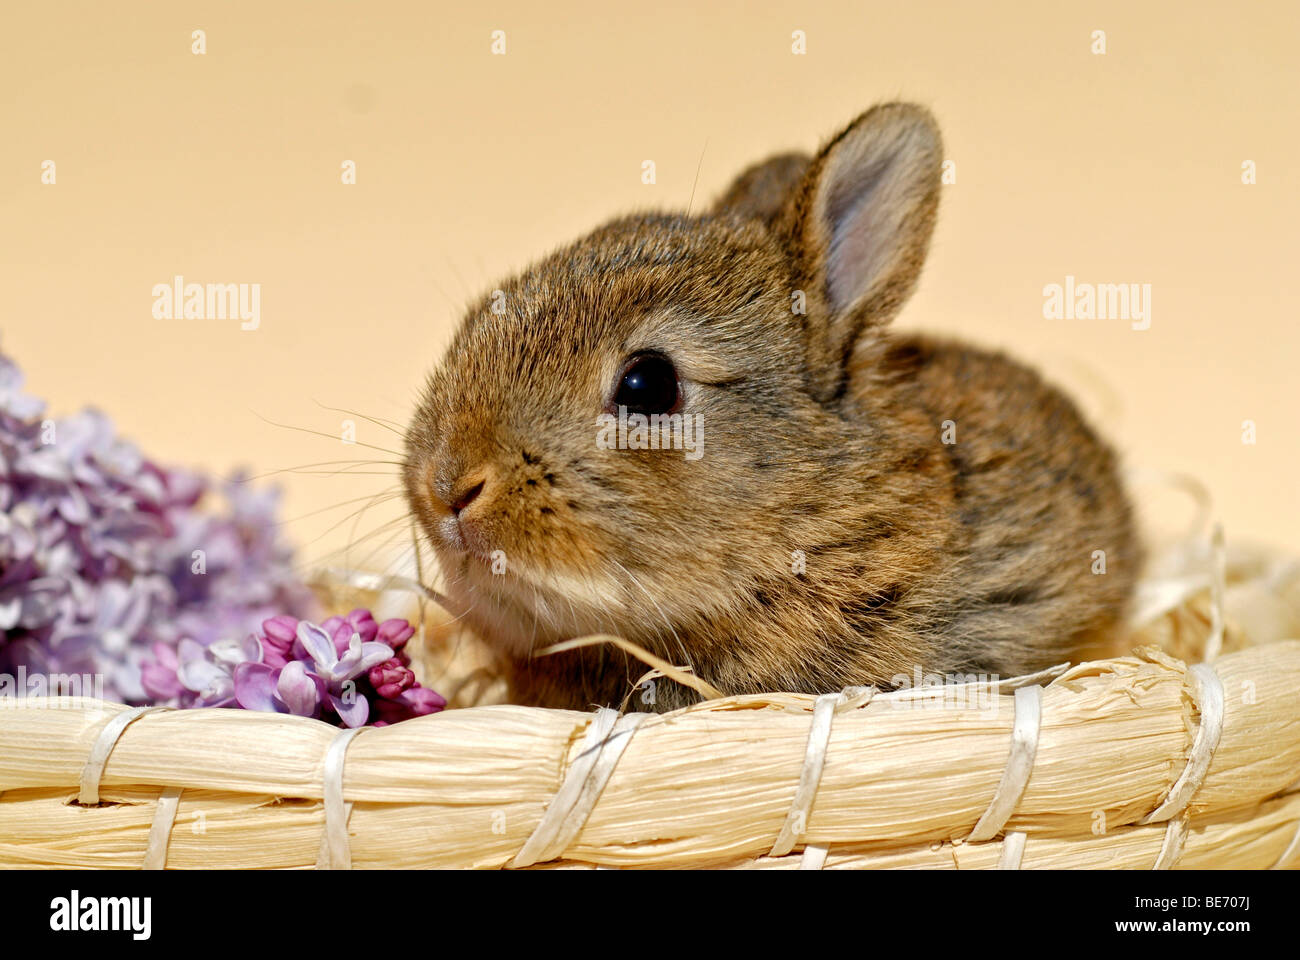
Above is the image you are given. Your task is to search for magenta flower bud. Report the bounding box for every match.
[325,609,379,653]
[368,657,415,699]
[261,646,289,669]
[347,609,378,643]
[261,615,298,649]
[260,616,298,667]
[399,686,447,716]
[376,618,415,651]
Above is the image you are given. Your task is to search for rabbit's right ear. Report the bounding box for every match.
[780,103,943,403]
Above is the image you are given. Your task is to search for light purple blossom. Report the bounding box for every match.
[0,348,444,727]
[222,613,445,727]
[236,621,393,727]
[0,349,316,701]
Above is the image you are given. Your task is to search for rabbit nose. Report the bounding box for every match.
[432,464,492,517]
[449,479,484,515]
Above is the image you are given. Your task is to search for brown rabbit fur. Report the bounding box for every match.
[403,102,1144,712]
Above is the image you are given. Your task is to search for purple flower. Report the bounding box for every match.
[166,633,263,708]
[373,686,446,726]
[229,618,433,728]
[140,641,182,701]
[320,608,379,651]
[0,348,444,727]
[0,348,317,702]
[369,658,415,699]
[234,659,327,720]
[226,613,445,727]
[259,615,299,668]
[376,618,415,651]
[293,621,394,726]
[0,354,45,420]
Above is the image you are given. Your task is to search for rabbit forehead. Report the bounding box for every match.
[432,214,806,413]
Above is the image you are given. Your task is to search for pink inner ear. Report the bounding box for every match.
[818,117,937,315]
[823,155,901,313]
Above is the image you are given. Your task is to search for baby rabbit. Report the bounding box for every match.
[403,102,1143,712]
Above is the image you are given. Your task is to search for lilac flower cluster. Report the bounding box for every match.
[141,608,445,726]
[0,349,444,728]
[0,349,317,701]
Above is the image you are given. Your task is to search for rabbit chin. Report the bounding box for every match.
[433,544,638,655]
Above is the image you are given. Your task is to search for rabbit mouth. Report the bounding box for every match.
[430,538,637,645]
[456,545,626,611]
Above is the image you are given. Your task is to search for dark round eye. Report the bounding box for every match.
[612,352,680,415]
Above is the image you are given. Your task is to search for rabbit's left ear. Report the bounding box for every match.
[713,152,810,228]
[781,103,942,402]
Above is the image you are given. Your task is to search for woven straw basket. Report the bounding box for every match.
[3,527,1300,870]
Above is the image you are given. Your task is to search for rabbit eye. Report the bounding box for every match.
[612,352,680,415]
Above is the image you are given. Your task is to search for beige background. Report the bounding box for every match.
[2,1,1296,576]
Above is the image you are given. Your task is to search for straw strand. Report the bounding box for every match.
[997,831,1028,869]
[967,685,1043,843]
[1151,815,1191,869]
[317,726,364,869]
[508,708,647,868]
[77,706,170,805]
[142,786,183,869]
[770,685,875,858]
[1140,663,1224,824]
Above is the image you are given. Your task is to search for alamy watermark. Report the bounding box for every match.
[596,406,704,460]
[50,890,151,940]
[0,667,105,705]
[887,666,1002,711]
[1042,275,1151,330]
[152,275,260,330]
